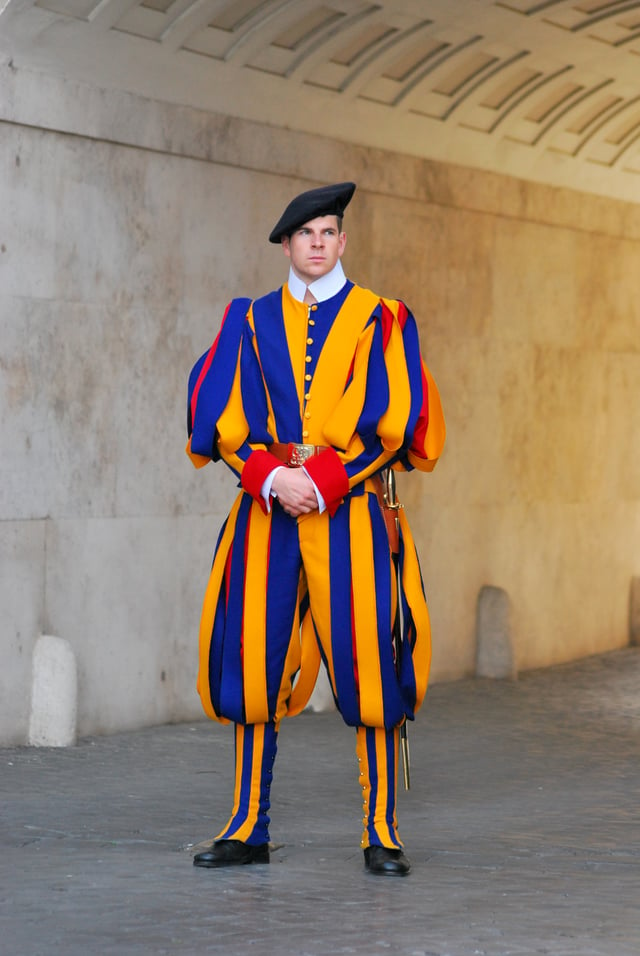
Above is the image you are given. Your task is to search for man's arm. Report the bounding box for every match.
[306,298,445,510]
[270,468,318,516]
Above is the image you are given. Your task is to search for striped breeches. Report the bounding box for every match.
[215,722,402,848]
[198,484,431,730]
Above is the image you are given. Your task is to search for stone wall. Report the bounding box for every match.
[1,65,639,743]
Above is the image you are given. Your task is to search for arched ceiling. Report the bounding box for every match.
[3,0,640,203]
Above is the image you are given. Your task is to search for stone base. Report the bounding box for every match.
[476,585,517,680]
[28,634,77,747]
[630,577,640,646]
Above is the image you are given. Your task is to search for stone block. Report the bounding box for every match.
[630,578,640,646]
[476,585,517,680]
[0,520,46,745]
[29,634,77,747]
[45,516,209,735]
[307,668,336,714]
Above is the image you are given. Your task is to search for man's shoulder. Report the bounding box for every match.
[344,283,407,317]
[224,288,283,313]
[348,282,404,306]
[252,286,284,308]
[226,295,253,312]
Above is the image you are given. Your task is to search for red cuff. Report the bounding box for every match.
[241,450,283,513]
[304,448,349,517]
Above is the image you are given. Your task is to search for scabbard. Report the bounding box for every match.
[383,468,411,791]
[400,722,411,790]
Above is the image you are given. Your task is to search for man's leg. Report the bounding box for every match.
[356,725,411,876]
[193,721,278,868]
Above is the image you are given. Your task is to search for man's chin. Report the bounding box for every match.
[306,263,330,277]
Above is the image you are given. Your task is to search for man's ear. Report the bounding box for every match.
[281,236,291,258]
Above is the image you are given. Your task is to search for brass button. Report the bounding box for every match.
[305,355,312,363]
[304,412,311,419]
[311,304,318,311]
[304,392,311,400]
[305,373,312,381]
[309,319,316,326]
[306,337,313,345]
[302,430,309,438]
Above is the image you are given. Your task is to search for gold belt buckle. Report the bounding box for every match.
[289,443,315,466]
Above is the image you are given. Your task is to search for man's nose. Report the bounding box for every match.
[311,233,324,246]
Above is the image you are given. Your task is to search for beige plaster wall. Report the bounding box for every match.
[1,66,639,743]
[348,187,640,680]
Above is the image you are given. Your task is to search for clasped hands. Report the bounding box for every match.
[271,467,319,517]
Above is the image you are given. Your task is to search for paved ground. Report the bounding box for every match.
[2,648,639,956]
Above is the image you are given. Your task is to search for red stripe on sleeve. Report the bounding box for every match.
[380,300,394,351]
[410,362,430,454]
[189,302,231,427]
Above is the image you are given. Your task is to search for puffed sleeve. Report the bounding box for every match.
[316,298,445,496]
[187,298,287,513]
[186,297,252,467]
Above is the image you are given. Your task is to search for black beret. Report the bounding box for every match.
[268,181,356,244]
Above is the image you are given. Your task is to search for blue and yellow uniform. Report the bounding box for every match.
[187,277,445,851]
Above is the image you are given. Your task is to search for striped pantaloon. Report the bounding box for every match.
[215,721,402,849]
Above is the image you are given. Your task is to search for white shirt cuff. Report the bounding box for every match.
[260,465,326,515]
[303,467,326,514]
[261,466,285,513]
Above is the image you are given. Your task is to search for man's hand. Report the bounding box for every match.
[271,468,319,517]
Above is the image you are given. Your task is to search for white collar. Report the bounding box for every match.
[286,260,347,303]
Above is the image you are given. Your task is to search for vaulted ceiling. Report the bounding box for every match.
[3,0,640,203]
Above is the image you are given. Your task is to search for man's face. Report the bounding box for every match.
[282,215,346,285]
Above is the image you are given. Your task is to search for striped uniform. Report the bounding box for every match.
[187,279,445,847]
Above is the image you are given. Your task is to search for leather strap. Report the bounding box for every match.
[374,473,400,555]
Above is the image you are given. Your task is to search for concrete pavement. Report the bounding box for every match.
[2,648,639,956]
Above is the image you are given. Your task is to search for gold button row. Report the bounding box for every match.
[304,308,318,431]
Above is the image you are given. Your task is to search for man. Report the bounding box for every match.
[186,181,445,876]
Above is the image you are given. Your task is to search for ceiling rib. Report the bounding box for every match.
[5,0,640,201]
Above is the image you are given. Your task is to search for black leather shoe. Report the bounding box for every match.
[364,845,411,876]
[193,839,269,868]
